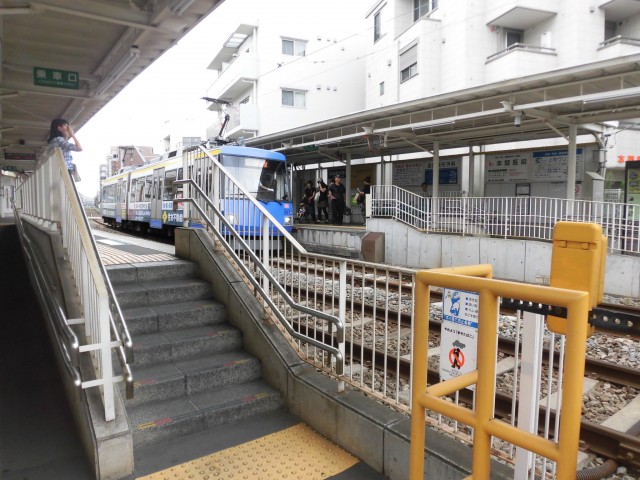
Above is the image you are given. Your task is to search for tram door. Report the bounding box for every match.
[151,168,164,220]
[117,178,126,221]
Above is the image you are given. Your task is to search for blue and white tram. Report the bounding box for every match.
[100,145,293,237]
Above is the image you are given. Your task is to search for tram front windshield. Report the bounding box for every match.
[221,155,289,202]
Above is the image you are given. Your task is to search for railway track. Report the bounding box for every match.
[257,255,640,473]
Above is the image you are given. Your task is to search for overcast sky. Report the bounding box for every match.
[75,1,243,198]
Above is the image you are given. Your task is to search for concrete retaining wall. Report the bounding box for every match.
[368,218,639,298]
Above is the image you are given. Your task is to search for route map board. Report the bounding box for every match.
[392,158,460,187]
[532,148,584,182]
[440,289,479,389]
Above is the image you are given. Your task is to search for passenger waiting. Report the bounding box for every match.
[304,180,316,223]
[316,180,329,223]
[328,175,347,226]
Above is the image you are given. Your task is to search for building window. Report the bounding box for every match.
[374,11,381,42]
[399,42,418,83]
[505,29,523,48]
[413,0,437,21]
[282,89,306,108]
[282,39,306,56]
[379,81,385,96]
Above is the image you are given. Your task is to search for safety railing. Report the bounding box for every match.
[599,35,640,49]
[486,43,557,63]
[14,149,133,421]
[12,201,83,399]
[371,185,640,254]
[410,264,590,479]
[178,146,346,379]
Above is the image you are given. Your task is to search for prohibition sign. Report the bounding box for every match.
[449,347,465,369]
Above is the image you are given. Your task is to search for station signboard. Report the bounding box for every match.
[33,66,79,90]
[440,288,479,389]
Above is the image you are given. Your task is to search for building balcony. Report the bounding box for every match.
[485,44,557,83]
[599,0,640,22]
[207,54,259,102]
[486,1,557,30]
[597,36,640,61]
[225,103,259,139]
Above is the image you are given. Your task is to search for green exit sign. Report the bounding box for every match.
[33,66,79,90]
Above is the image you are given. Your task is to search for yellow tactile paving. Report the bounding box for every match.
[97,243,175,266]
[137,423,359,480]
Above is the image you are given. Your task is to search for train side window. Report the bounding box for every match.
[135,179,145,202]
[163,170,177,200]
[143,175,153,199]
[130,179,137,203]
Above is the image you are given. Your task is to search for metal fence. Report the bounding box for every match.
[371,185,640,254]
[176,149,592,473]
[14,149,132,421]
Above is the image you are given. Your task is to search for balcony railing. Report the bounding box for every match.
[598,35,640,49]
[486,43,557,63]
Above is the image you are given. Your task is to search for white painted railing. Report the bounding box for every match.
[178,146,347,381]
[14,149,132,421]
[371,185,640,254]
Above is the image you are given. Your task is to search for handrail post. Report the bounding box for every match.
[262,215,270,294]
[99,293,115,421]
[337,260,347,393]
[409,272,430,479]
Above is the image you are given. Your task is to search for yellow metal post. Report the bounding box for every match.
[409,275,430,479]
[410,265,492,479]
[471,288,499,478]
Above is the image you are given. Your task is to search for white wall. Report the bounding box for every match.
[208,1,369,138]
[368,218,640,297]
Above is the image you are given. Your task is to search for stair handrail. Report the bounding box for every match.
[11,202,83,400]
[14,149,133,420]
[175,182,345,373]
[175,145,345,374]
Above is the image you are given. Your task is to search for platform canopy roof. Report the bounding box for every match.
[247,54,640,167]
[0,0,226,170]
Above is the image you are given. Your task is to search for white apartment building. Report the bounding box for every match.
[364,0,640,178]
[204,0,370,140]
[365,0,640,106]
[205,0,639,201]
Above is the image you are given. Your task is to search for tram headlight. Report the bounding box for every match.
[225,214,238,224]
[284,216,292,226]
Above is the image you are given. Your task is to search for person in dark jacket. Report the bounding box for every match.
[316,179,329,223]
[328,175,346,225]
[303,180,316,223]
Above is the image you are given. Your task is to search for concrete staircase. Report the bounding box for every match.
[107,260,282,447]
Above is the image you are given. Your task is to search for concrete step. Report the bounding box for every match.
[125,351,262,407]
[132,325,242,367]
[128,380,283,447]
[123,300,227,335]
[106,260,198,285]
[113,277,213,309]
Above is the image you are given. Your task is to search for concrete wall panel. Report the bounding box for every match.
[480,238,526,281]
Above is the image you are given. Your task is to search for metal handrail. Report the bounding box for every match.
[486,43,557,62]
[15,149,134,419]
[599,35,640,48]
[187,145,308,253]
[12,202,83,399]
[174,183,345,367]
[65,168,134,365]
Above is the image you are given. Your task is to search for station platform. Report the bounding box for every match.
[2,223,386,480]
